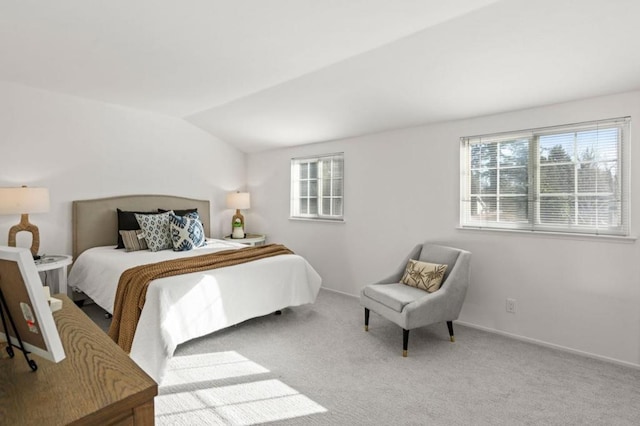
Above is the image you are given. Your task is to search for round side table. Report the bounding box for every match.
[35,255,73,295]
[223,234,266,246]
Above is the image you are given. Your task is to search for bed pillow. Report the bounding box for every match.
[116,208,158,249]
[158,208,198,217]
[119,229,148,252]
[134,211,174,252]
[169,212,206,251]
[400,259,448,293]
[159,207,204,230]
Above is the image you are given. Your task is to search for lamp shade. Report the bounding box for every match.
[0,187,50,215]
[226,192,250,210]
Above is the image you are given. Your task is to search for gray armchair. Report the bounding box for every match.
[360,243,471,356]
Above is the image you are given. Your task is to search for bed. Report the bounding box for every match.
[68,194,322,383]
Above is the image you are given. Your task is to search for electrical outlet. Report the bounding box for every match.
[506,298,516,313]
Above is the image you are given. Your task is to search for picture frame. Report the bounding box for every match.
[0,246,65,366]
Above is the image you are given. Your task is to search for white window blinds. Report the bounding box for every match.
[460,117,630,236]
[291,153,344,220]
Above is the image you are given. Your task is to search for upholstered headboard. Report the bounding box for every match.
[72,194,211,259]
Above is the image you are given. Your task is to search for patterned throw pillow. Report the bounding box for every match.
[400,259,448,293]
[119,229,148,252]
[169,212,206,251]
[134,211,174,252]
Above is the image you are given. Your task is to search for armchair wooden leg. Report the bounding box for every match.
[403,329,409,357]
[364,308,370,331]
[446,321,455,342]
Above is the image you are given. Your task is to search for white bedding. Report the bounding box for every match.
[68,239,322,383]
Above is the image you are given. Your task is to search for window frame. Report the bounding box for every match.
[460,117,630,237]
[290,152,344,221]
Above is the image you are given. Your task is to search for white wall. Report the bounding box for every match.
[247,90,640,367]
[0,82,246,256]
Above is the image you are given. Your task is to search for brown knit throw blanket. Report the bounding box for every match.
[108,243,293,352]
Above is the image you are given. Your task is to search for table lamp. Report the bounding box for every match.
[0,186,50,258]
[226,191,250,239]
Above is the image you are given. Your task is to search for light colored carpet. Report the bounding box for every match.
[83,289,640,425]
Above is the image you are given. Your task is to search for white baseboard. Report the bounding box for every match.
[321,286,359,299]
[456,320,640,370]
[319,286,640,370]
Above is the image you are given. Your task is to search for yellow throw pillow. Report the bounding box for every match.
[401,259,447,292]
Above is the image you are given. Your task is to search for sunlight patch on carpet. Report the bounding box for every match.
[157,352,327,425]
[161,351,269,387]
[157,379,327,425]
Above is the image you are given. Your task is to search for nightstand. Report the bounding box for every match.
[35,255,73,295]
[223,233,266,246]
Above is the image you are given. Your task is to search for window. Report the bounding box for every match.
[460,117,630,236]
[291,153,344,221]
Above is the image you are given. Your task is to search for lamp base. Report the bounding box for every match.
[231,209,246,239]
[8,214,40,258]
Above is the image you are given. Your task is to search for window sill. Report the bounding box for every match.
[289,217,346,224]
[457,226,636,243]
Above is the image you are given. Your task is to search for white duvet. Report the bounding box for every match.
[68,239,322,383]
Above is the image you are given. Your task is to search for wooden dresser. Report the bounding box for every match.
[0,295,157,425]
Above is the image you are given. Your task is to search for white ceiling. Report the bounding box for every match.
[2,0,640,152]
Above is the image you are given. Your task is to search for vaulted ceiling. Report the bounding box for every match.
[2,0,640,152]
